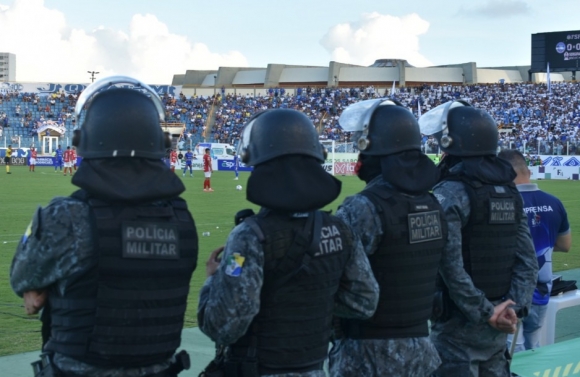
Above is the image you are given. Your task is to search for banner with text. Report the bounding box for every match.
[530,166,580,180]
[0,82,182,97]
[216,159,253,172]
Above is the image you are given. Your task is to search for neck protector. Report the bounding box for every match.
[72,158,185,204]
[247,155,342,212]
[439,155,516,185]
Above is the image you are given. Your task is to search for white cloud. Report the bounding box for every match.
[0,0,248,84]
[320,12,432,67]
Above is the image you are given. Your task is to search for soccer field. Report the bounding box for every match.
[0,166,579,356]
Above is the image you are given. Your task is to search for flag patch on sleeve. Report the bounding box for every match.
[225,253,245,277]
[21,222,32,244]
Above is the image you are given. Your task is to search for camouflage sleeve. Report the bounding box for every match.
[335,194,383,256]
[10,197,93,297]
[197,222,263,346]
[333,230,379,319]
[434,182,495,324]
[506,213,538,313]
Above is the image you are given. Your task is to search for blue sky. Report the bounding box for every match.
[0,0,578,84]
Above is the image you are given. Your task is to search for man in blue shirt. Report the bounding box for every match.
[182,148,195,177]
[54,145,64,172]
[499,149,571,352]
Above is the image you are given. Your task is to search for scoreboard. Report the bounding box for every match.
[531,30,580,72]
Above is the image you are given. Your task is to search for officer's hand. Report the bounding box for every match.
[206,246,224,277]
[488,299,517,333]
[23,290,47,315]
[495,307,518,334]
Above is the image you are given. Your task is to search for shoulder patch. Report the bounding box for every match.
[21,221,33,245]
[225,253,245,277]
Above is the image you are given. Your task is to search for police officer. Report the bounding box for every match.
[328,99,447,376]
[419,100,538,376]
[197,109,379,377]
[10,76,198,377]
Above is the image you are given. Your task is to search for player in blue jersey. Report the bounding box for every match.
[233,151,239,180]
[54,145,64,172]
[182,148,195,177]
[499,150,571,352]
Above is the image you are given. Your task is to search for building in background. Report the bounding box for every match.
[0,53,16,82]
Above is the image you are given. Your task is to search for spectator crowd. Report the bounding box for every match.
[2,81,580,156]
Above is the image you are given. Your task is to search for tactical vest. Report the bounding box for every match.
[454,177,522,300]
[228,210,352,375]
[343,186,447,339]
[45,190,198,368]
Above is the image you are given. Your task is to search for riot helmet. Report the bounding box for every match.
[339,99,420,156]
[238,109,326,166]
[73,75,170,160]
[419,100,498,157]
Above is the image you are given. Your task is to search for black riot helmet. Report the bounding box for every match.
[73,75,170,160]
[238,109,326,166]
[339,99,420,156]
[419,100,498,157]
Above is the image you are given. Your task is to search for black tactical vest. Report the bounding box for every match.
[229,210,352,375]
[45,190,198,368]
[455,177,523,300]
[343,186,447,339]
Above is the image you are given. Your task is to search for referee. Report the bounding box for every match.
[5,144,13,174]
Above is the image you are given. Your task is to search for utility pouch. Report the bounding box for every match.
[31,353,60,377]
[431,289,451,322]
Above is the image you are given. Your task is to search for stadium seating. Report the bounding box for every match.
[3,82,580,155]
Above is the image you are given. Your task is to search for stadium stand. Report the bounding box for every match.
[2,82,580,155]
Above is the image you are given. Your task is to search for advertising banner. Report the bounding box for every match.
[0,82,181,97]
[216,159,252,172]
[530,166,580,180]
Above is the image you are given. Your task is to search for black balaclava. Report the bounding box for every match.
[72,158,185,204]
[247,155,342,212]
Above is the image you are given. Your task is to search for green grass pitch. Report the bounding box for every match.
[0,165,578,355]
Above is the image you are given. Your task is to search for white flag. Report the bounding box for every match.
[547,62,551,94]
[390,81,396,97]
[418,100,422,118]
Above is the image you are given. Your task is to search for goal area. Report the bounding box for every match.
[320,140,358,176]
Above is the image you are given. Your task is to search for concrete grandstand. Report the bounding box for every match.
[171,58,571,98]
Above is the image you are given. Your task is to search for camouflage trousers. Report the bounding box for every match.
[430,313,511,377]
[328,337,441,377]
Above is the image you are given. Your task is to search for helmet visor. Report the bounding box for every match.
[75,75,165,125]
[418,100,470,136]
[339,99,386,132]
[237,116,257,157]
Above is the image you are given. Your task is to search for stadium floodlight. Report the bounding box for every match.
[87,71,100,83]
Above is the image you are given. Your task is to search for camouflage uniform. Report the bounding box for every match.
[328,176,441,377]
[430,165,538,377]
[10,197,174,377]
[198,216,379,377]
